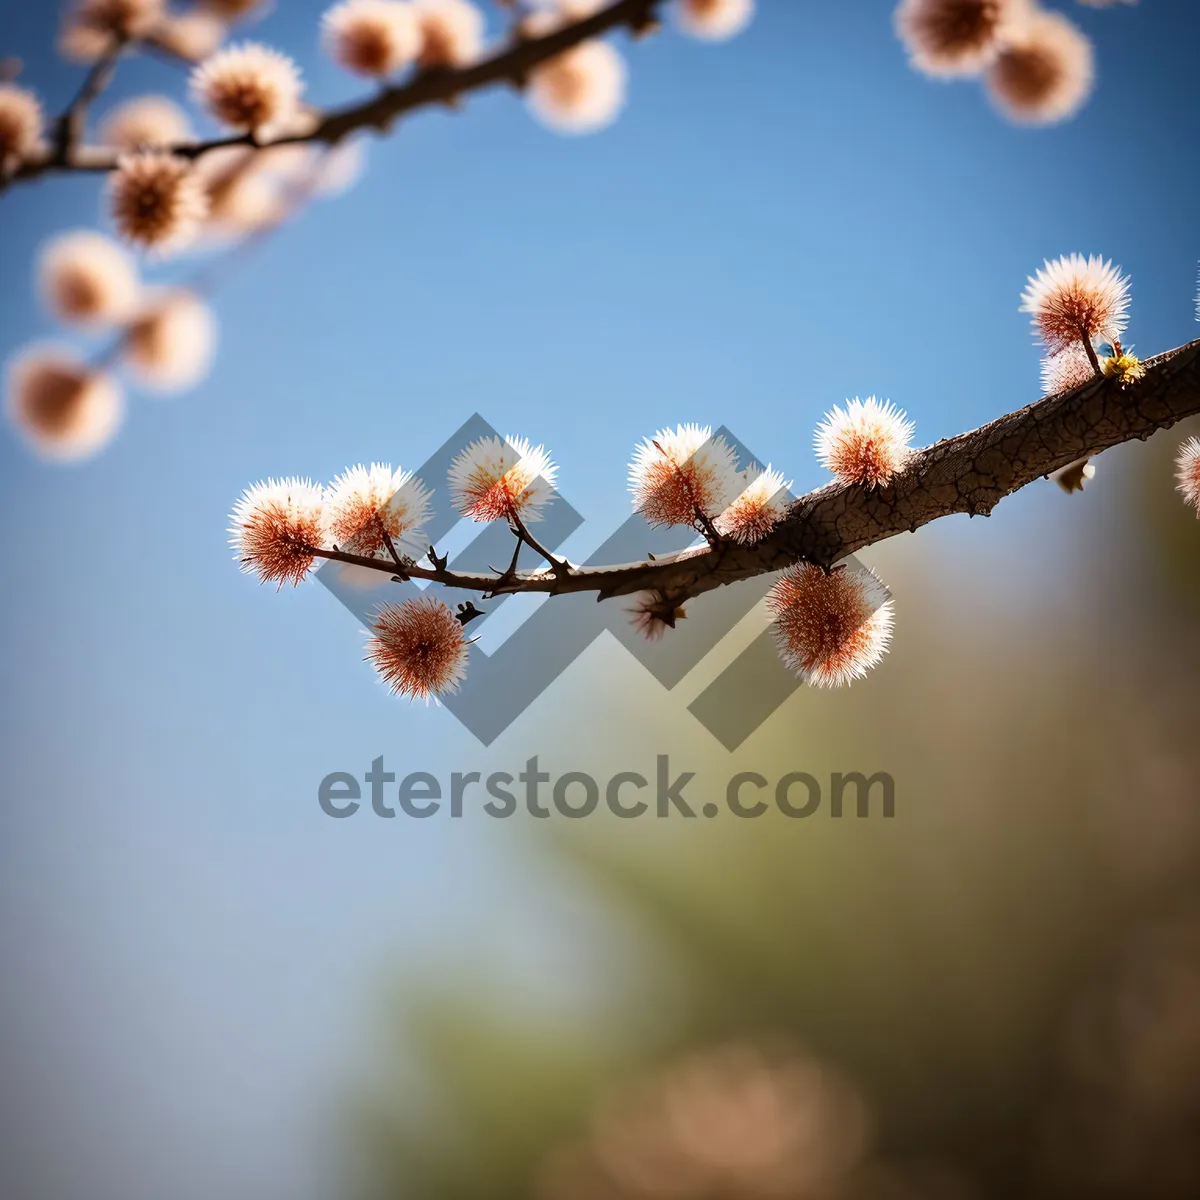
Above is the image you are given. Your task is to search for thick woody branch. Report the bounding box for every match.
[6,0,664,189]
[311,340,1200,603]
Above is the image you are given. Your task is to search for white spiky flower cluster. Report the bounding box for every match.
[324,462,433,557]
[629,424,737,528]
[229,477,328,588]
[1176,437,1200,518]
[1040,343,1098,395]
[768,562,894,689]
[366,597,470,701]
[1021,254,1130,354]
[714,464,791,544]
[450,435,557,523]
[815,397,915,488]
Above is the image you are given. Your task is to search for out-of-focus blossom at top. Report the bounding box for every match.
[190,42,304,133]
[412,0,485,69]
[675,0,756,42]
[895,0,1031,79]
[986,9,1094,125]
[322,0,421,78]
[527,41,628,134]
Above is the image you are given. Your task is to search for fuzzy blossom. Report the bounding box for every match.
[1103,349,1145,385]
[626,590,688,641]
[229,477,327,588]
[629,424,737,528]
[109,152,209,254]
[894,0,1031,78]
[715,464,792,544]
[1020,254,1129,355]
[450,435,557,523]
[190,42,303,132]
[64,0,165,49]
[0,83,43,168]
[123,290,217,392]
[528,41,627,134]
[365,598,470,701]
[324,463,433,558]
[38,230,140,326]
[101,95,194,150]
[202,0,267,16]
[675,0,755,41]
[1052,458,1095,495]
[768,562,893,689]
[986,10,1094,125]
[322,0,421,77]
[1040,343,1097,395]
[196,146,287,235]
[413,0,485,69]
[154,11,228,63]
[5,347,124,462]
[1175,437,1200,517]
[815,397,914,489]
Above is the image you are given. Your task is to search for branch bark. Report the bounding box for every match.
[310,339,1200,602]
[6,0,664,189]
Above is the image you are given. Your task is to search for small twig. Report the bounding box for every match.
[7,0,666,189]
[509,509,571,578]
[1080,328,1103,376]
[55,37,127,163]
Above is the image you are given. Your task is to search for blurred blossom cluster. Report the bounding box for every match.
[1,0,756,462]
[894,0,1135,125]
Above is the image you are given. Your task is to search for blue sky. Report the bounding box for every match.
[1,2,1197,1198]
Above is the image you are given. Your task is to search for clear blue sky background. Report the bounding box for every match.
[0,2,1197,1198]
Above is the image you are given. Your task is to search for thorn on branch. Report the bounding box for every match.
[427,546,448,572]
[455,601,486,627]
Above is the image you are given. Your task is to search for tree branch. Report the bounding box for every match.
[6,0,664,189]
[307,339,1200,604]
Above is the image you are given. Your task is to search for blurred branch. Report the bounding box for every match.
[309,339,1200,602]
[6,0,664,189]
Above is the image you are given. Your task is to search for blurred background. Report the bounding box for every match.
[1,1,1198,1198]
